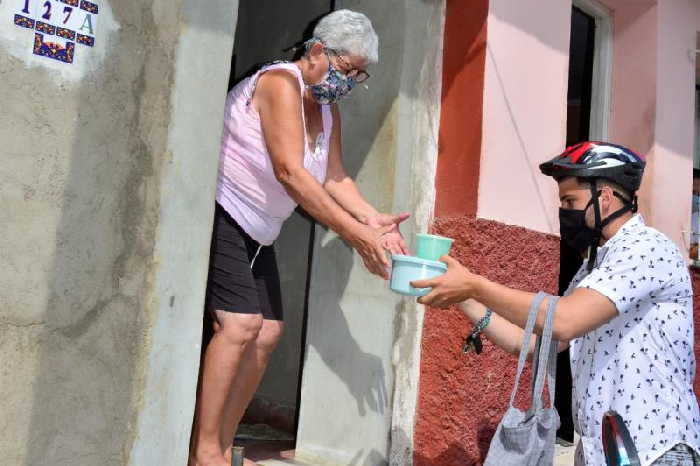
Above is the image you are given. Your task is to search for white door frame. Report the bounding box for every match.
[573,0,613,141]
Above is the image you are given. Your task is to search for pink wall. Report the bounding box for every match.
[478,0,699,252]
[603,0,658,224]
[476,0,571,235]
[649,0,700,253]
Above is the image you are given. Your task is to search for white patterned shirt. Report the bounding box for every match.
[566,215,700,465]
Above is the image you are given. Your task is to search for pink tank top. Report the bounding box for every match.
[216,62,333,245]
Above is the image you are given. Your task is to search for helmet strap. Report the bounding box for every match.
[586,181,602,272]
[600,192,636,229]
[586,185,637,271]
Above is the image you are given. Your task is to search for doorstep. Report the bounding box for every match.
[553,434,578,466]
[258,460,308,466]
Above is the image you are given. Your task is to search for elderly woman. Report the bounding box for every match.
[189,10,408,466]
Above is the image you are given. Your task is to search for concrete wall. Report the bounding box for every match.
[0,1,238,464]
[293,1,445,465]
[476,0,571,235]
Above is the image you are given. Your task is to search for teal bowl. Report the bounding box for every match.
[415,234,454,261]
[390,255,447,297]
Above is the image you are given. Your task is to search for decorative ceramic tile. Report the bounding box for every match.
[33,32,75,63]
[13,14,35,29]
[35,21,55,35]
[76,33,93,46]
[57,27,76,40]
[11,0,100,64]
[79,1,98,14]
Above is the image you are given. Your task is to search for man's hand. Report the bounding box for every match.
[411,255,482,308]
[365,212,410,256]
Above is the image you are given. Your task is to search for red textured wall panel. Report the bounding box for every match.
[690,269,700,398]
[435,0,489,218]
[415,221,700,465]
[414,217,560,466]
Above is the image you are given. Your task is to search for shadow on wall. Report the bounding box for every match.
[306,236,389,417]
[22,3,189,465]
[295,0,415,425]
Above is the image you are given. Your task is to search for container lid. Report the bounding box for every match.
[391,254,448,270]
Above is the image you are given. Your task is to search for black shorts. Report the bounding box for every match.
[204,203,283,321]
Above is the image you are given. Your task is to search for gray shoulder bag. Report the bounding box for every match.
[484,292,561,466]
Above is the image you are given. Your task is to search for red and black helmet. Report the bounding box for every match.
[539,141,646,193]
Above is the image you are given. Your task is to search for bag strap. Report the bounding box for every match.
[508,291,548,407]
[546,324,559,410]
[530,296,559,413]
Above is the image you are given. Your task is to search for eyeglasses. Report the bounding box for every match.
[326,48,370,83]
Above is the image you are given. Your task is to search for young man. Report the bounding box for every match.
[413,142,700,465]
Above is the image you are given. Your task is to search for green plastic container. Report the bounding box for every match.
[415,234,454,261]
[390,255,448,296]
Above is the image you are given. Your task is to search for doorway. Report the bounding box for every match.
[223,0,335,461]
[557,1,612,444]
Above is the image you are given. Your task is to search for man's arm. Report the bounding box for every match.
[460,299,535,356]
[413,255,617,341]
[460,299,569,356]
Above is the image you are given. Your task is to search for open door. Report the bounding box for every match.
[222,0,335,461]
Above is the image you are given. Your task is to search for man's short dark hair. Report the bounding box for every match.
[555,176,633,203]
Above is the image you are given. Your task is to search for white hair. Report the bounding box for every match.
[312,9,379,64]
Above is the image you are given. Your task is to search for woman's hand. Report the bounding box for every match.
[348,223,396,279]
[365,212,410,256]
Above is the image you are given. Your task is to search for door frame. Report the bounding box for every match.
[573,0,613,141]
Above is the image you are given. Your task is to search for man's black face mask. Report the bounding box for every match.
[559,200,597,254]
[558,184,636,270]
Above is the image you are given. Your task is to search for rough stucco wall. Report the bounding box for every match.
[0,1,236,464]
[690,269,700,399]
[128,1,238,464]
[414,218,559,466]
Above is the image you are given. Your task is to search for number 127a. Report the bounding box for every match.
[21,1,74,24]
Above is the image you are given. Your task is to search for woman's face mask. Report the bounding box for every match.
[307,55,357,105]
